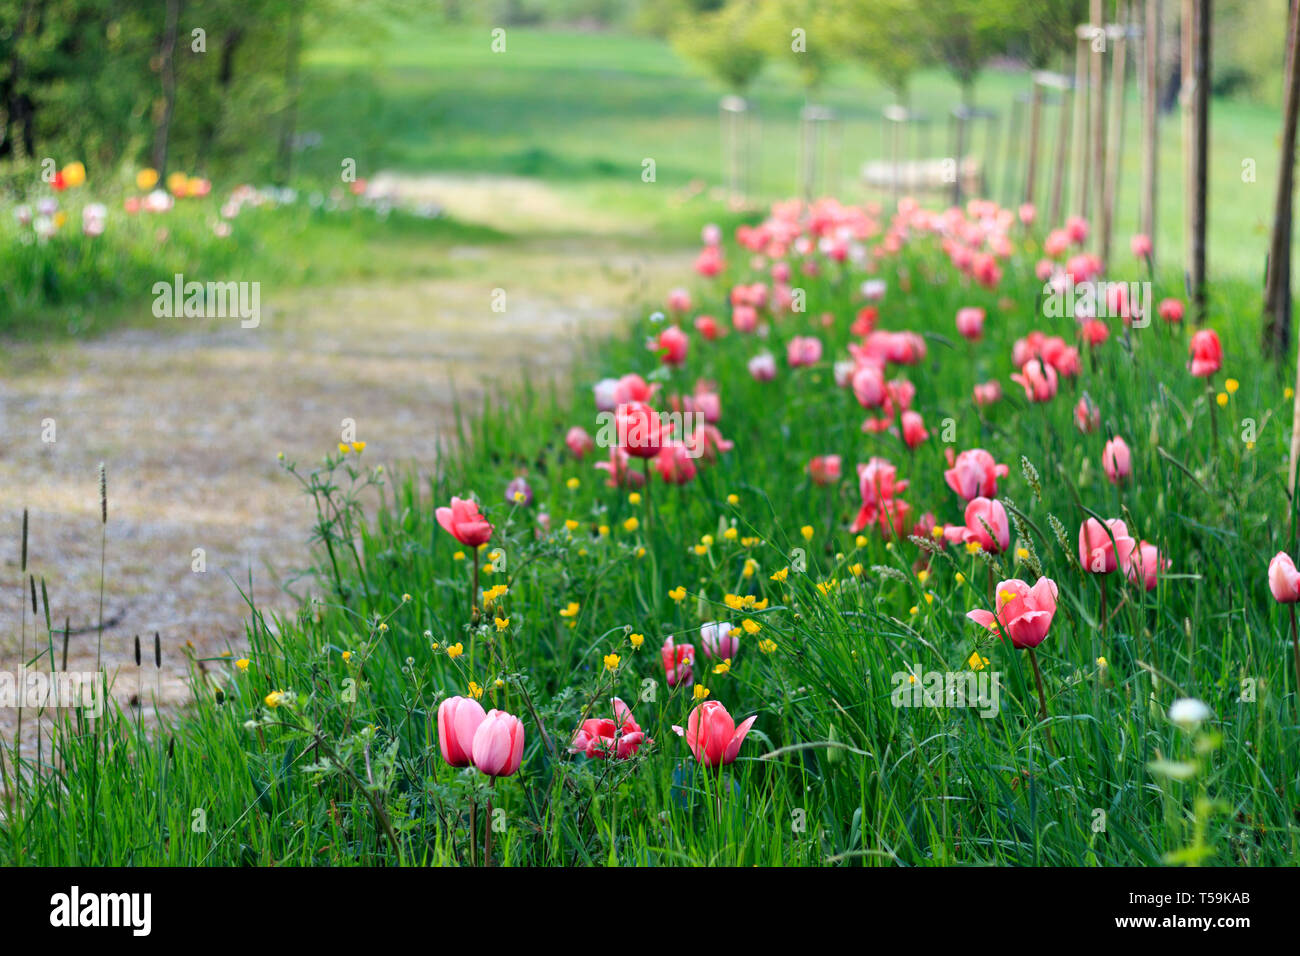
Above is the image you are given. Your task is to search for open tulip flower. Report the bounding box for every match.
[967,577,1059,649]
[1078,517,1137,574]
[1268,552,1300,716]
[569,698,650,760]
[436,496,493,547]
[673,701,757,768]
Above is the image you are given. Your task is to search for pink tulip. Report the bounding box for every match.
[613,373,657,406]
[652,325,689,366]
[436,497,493,547]
[1018,203,1036,226]
[694,314,720,340]
[1158,298,1184,323]
[852,364,887,409]
[1103,436,1132,484]
[955,306,986,341]
[748,352,776,381]
[569,698,649,760]
[594,446,646,489]
[1130,233,1152,259]
[471,709,525,777]
[666,288,691,313]
[672,701,757,768]
[1188,329,1222,378]
[944,449,1009,502]
[733,304,758,333]
[1268,552,1300,603]
[616,401,669,458]
[1078,517,1137,574]
[973,381,1002,406]
[700,621,739,660]
[1011,359,1059,402]
[1126,540,1169,592]
[901,410,928,449]
[438,695,487,767]
[661,637,695,687]
[654,441,697,484]
[967,576,1059,649]
[1075,395,1100,433]
[962,497,1010,554]
[787,335,823,367]
[808,454,842,486]
[566,426,594,459]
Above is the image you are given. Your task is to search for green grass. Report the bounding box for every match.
[4,205,1298,865]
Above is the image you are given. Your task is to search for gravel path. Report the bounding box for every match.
[0,232,688,741]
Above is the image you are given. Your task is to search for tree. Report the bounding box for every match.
[835,0,926,104]
[672,0,768,93]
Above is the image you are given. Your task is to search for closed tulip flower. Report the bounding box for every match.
[955,306,986,341]
[1011,359,1059,402]
[901,410,929,449]
[787,336,823,367]
[1078,517,1137,574]
[944,448,1008,502]
[672,701,757,768]
[1188,329,1222,378]
[700,621,739,660]
[967,576,1059,649]
[616,401,669,458]
[1126,540,1169,592]
[1103,436,1132,484]
[808,454,842,486]
[962,497,1010,554]
[438,695,487,767]
[652,325,689,366]
[565,426,594,459]
[437,496,493,547]
[748,352,776,381]
[471,709,525,777]
[661,637,695,687]
[1268,552,1300,603]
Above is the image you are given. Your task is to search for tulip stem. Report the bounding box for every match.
[1291,604,1300,720]
[483,778,497,867]
[1206,379,1219,451]
[469,797,477,867]
[1099,577,1107,645]
[471,548,480,625]
[642,457,653,532]
[1028,647,1048,722]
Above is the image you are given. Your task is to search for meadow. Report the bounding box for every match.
[3,20,1299,868]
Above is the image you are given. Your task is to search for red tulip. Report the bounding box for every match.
[652,324,689,366]
[654,441,697,484]
[1011,359,1059,402]
[900,410,928,449]
[672,701,757,768]
[787,335,823,367]
[471,709,525,777]
[1158,298,1184,323]
[973,381,1002,406]
[569,698,649,760]
[436,497,493,547]
[967,576,1059,649]
[808,454,842,486]
[616,401,669,458]
[1188,329,1222,378]
[438,695,487,767]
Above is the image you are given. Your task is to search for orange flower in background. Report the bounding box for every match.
[61,162,86,188]
[136,167,159,190]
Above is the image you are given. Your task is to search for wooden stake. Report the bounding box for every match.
[1024,83,1044,206]
[1050,79,1073,225]
[1181,0,1195,290]
[1265,0,1300,365]
[1103,15,1129,266]
[1190,0,1210,323]
[1141,0,1161,257]
[1091,0,1107,232]
[1073,27,1093,217]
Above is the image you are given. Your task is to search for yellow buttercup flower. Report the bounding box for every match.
[855,535,868,548]
[742,558,757,578]
[692,544,708,556]
[341,650,352,662]
[964,541,982,554]
[727,493,740,506]
[849,563,864,577]
[757,638,777,654]
[604,653,620,671]
[453,551,466,561]
[669,586,687,602]
[1016,547,1029,560]
[598,525,610,537]
[565,519,580,532]
[742,619,761,635]
[623,517,639,533]
[724,593,746,611]
[235,658,250,672]
[495,616,510,631]
[350,441,366,453]
[629,633,644,648]
[338,443,350,454]
[967,651,989,671]
[566,477,580,490]
[713,659,731,675]
[801,525,814,541]
[467,681,483,699]
[955,572,966,584]
[447,642,464,659]
[264,691,284,709]
[693,684,710,700]
[62,161,86,187]
[1216,392,1228,407]
[723,527,739,541]
[136,167,159,190]
[628,492,642,505]
[770,567,789,583]
[1225,378,1239,394]
[700,534,714,547]
[560,601,580,618]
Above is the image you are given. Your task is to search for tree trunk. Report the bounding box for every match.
[1265,0,1300,361]
[1141,0,1160,259]
[151,0,181,175]
[275,4,303,187]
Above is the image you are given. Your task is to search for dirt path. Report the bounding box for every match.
[0,215,689,739]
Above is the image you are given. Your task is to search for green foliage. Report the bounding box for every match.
[672,0,769,93]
